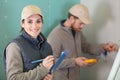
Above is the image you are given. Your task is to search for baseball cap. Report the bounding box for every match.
[21,5,43,20]
[69,4,92,24]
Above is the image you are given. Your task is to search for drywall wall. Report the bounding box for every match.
[80,0,120,80]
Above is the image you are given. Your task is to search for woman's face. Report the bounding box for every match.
[22,14,42,38]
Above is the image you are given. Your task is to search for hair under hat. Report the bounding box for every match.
[69,4,92,24]
[21,5,43,21]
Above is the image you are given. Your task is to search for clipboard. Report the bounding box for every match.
[48,49,69,74]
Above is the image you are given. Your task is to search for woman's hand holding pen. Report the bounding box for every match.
[42,55,54,70]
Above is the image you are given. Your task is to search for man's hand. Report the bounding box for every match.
[75,57,88,67]
[103,42,118,52]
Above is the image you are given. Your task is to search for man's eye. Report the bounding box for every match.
[28,21,32,23]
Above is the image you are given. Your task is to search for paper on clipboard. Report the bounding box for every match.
[48,49,69,74]
[107,48,120,80]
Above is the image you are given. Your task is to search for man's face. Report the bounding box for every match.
[71,18,85,32]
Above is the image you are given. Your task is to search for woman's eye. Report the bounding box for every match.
[37,20,42,23]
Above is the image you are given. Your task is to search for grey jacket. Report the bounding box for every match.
[47,23,105,80]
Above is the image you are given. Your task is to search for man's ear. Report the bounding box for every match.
[70,16,75,24]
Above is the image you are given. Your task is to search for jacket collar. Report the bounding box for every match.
[22,30,46,47]
[60,20,74,35]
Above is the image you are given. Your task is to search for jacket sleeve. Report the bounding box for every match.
[80,32,105,55]
[6,42,48,80]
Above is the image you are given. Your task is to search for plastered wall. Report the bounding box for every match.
[80,0,120,80]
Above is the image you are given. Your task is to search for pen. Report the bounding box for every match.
[31,59,44,63]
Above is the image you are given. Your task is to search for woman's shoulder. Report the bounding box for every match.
[6,42,20,51]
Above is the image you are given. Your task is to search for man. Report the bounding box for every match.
[47,4,117,80]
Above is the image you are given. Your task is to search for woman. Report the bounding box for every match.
[3,5,54,80]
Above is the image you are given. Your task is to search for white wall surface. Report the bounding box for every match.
[79,0,120,80]
[108,48,120,80]
[81,0,120,44]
